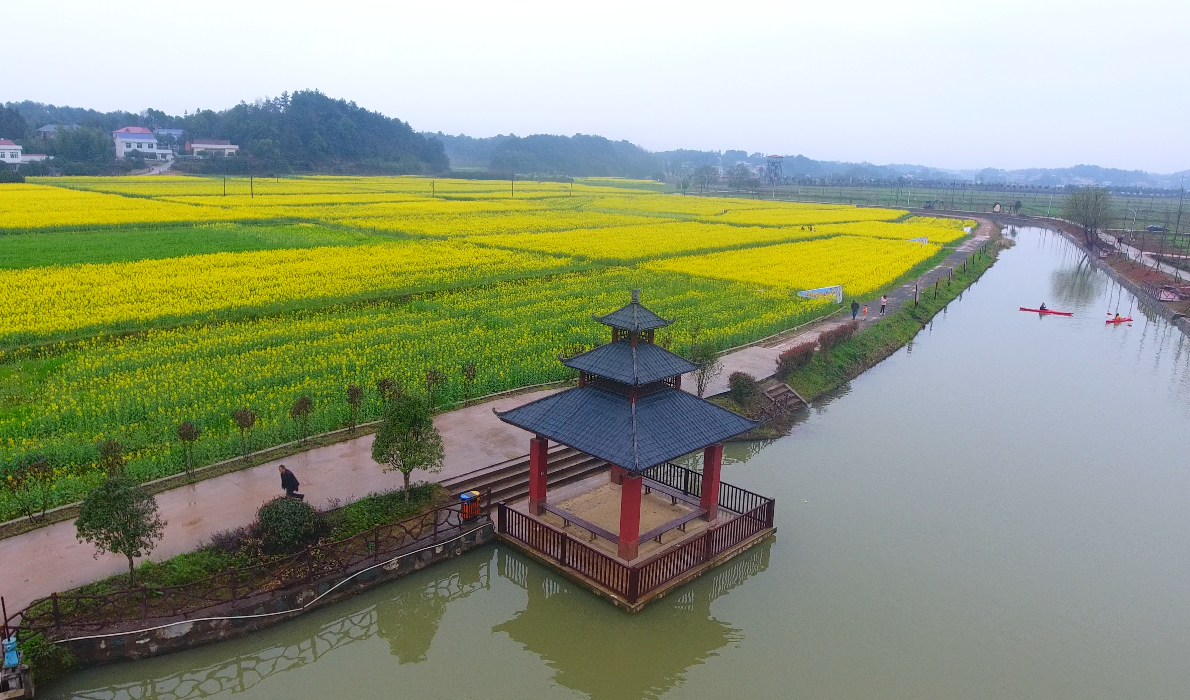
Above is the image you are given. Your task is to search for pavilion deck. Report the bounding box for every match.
[497,462,775,612]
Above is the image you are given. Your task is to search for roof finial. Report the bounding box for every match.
[631,288,640,303]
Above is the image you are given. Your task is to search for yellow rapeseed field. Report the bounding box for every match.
[645,235,941,297]
[469,221,822,260]
[0,183,248,229]
[697,206,907,227]
[815,219,973,244]
[0,240,573,344]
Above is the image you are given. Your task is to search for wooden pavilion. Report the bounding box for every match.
[494,290,776,610]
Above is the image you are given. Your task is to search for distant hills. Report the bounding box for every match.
[3,92,1183,188]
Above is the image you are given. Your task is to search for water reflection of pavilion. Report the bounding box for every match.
[493,540,771,699]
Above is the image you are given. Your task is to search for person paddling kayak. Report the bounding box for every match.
[1039,303,1048,311]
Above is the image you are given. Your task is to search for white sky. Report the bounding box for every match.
[9,0,1189,173]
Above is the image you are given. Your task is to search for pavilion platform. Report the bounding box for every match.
[497,462,775,612]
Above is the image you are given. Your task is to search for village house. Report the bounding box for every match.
[187,138,239,157]
[114,126,173,160]
[0,139,22,166]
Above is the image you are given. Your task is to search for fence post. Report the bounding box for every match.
[497,502,507,533]
[627,566,640,604]
[51,592,61,627]
[140,587,148,620]
[558,532,568,566]
[230,568,238,603]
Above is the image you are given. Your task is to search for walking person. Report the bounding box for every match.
[850,300,860,320]
[279,464,304,500]
[862,304,868,318]
[879,295,888,315]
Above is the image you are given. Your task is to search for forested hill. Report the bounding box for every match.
[432,133,663,178]
[5,91,447,174]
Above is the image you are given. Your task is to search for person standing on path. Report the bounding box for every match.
[851,300,860,320]
[863,304,868,318]
[279,464,303,500]
[879,295,888,315]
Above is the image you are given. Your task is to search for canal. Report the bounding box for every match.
[43,227,1190,700]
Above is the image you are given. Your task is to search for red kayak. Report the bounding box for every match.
[1020,307,1073,316]
[1106,317,1133,324]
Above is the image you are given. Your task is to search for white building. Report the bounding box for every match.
[114,126,173,160]
[187,138,239,157]
[0,139,22,166]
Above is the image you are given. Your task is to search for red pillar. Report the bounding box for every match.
[701,443,723,521]
[608,465,627,485]
[618,473,642,560]
[528,435,548,515]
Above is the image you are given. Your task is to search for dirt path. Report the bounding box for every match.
[0,222,995,612]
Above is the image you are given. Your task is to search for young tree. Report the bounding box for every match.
[176,421,201,478]
[376,377,401,403]
[691,343,723,398]
[290,395,313,444]
[371,392,445,502]
[424,369,446,409]
[76,477,166,586]
[462,364,477,406]
[346,384,363,433]
[233,408,258,461]
[98,439,126,477]
[5,456,52,522]
[1063,187,1115,248]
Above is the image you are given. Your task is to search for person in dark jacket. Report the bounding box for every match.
[850,300,860,320]
[279,465,303,500]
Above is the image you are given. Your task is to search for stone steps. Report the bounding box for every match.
[441,445,609,504]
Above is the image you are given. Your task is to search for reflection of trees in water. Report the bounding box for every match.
[66,560,490,700]
[493,539,771,700]
[375,559,487,664]
[1050,255,1104,305]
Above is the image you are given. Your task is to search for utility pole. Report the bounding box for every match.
[431,180,435,198]
[511,171,514,198]
[250,172,254,198]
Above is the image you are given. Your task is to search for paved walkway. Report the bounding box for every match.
[0,390,555,612]
[1099,231,1188,281]
[0,222,994,612]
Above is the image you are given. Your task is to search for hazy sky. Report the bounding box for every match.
[9,0,1189,173]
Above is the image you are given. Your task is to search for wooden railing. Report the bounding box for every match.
[496,473,775,605]
[498,505,630,598]
[17,490,491,637]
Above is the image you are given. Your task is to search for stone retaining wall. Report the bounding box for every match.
[59,520,495,666]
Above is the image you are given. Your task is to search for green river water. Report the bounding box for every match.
[43,227,1190,700]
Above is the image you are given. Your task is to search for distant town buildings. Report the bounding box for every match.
[154,128,184,140]
[186,138,239,157]
[114,126,173,160]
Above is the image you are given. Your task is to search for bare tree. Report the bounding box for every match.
[233,408,257,461]
[346,384,363,433]
[176,421,201,479]
[693,165,718,193]
[1063,187,1115,248]
[289,395,313,444]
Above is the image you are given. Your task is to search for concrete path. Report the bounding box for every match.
[0,390,555,612]
[1099,231,1188,281]
[685,226,991,397]
[0,223,994,612]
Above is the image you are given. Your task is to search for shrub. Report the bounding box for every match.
[728,372,759,405]
[256,497,320,554]
[18,631,76,684]
[776,341,816,378]
[209,525,255,554]
[818,320,859,351]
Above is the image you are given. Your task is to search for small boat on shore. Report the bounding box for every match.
[1020,307,1073,316]
[1106,317,1133,324]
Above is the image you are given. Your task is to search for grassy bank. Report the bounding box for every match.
[786,241,1002,401]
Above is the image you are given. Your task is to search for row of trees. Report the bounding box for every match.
[68,377,447,586]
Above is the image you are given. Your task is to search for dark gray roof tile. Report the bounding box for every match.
[562,340,697,385]
[495,387,756,471]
